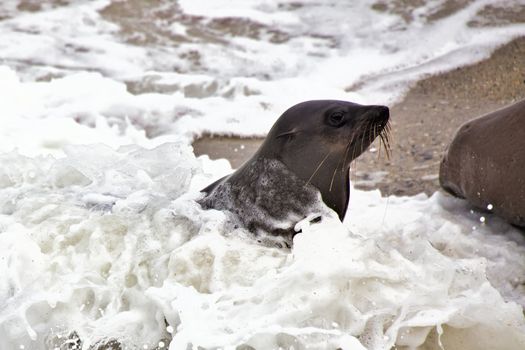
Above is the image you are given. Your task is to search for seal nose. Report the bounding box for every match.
[367,105,389,125]
[372,105,389,118]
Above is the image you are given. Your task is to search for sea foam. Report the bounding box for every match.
[1,0,525,137]
[0,143,524,349]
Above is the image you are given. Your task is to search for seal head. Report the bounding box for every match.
[199,100,390,245]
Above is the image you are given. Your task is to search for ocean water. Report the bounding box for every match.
[0,1,525,349]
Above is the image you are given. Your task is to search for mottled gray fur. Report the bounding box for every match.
[199,158,323,246]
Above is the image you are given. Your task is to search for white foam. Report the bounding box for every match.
[0,66,196,156]
[0,148,523,349]
[1,0,524,138]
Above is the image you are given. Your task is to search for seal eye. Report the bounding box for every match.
[327,111,345,127]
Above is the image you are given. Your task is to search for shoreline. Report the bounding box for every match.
[193,36,525,196]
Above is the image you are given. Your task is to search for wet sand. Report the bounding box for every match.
[193,36,525,197]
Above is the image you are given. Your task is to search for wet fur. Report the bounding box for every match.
[199,100,391,244]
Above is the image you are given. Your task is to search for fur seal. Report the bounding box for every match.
[199,100,391,245]
[440,98,525,227]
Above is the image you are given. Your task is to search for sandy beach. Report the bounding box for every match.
[193,36,525,197]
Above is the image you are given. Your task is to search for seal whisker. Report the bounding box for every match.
[350,141,359,184]
[341,136,354,173]
[385,122,392,159]
[380,134,387,159]
[276,130,297,139]
[334,143,347,176]
[381,134,388,159]
[305,150,333,186]
[359,122,367,155]
[329,165,338,192]
[377,120,392,160]
[375,123,379,158]
[377,125,382,160]
[344,122,362,173]
[367,123,373,149]
[378,124,384,158]
[331,139,351,191]
[381,135,392,159]
[364,120,372,154]
[352,158,358,185]
[351,126,360,161]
